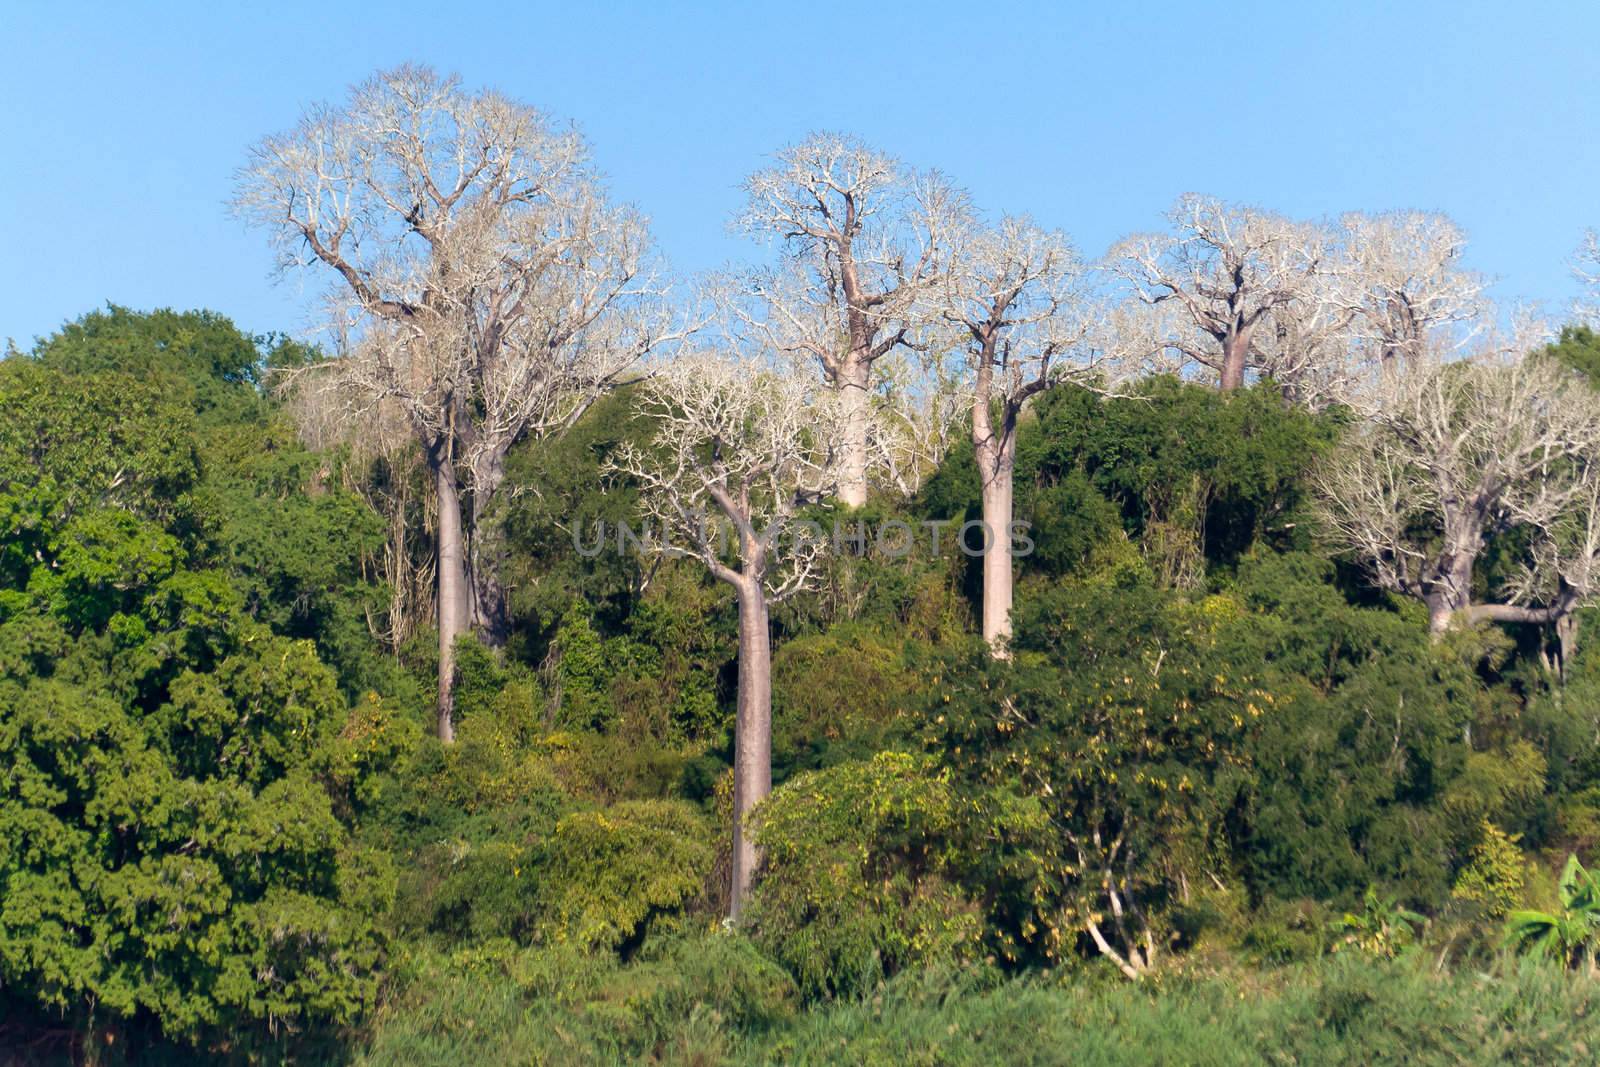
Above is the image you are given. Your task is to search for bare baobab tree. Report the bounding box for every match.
[1110,194,1332,392]
[864,348,968,498]
[613,353,838,918]
[234,65,689,740]
[735,133,968,507]
[1315,340,1600,660]
[1573,229,1600,325]
[935,216,1114,650]
[1340,211,1489,367]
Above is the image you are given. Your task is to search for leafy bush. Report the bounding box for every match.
[534,799,715,952]
[1453,822,1527,919]
[357,934,796,1066]
[926,580,1263,972]
[1506,853,1600,968]
[770,624,917,778]
[747,753,982,999]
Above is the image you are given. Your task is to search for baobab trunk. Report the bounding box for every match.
[976,434,1017,653]
[434,460,470,742]
[1425,551,1477,639]
[729,578,773,919]
[836,356,872,509]
[467,448,511,647]
[1219,333,1249,391]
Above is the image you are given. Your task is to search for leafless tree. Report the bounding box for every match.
[234,65,690,739]
[935,216,1117,650]
[1574,229,1600,324]
[1340,211,1489,367]
[1315,337,1600,661]
[612,353,839,918]
[735,133,968,507]
[864,348,969,497]
[1110,194,1334,391]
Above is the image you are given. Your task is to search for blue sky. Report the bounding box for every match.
[3,1,1597,347]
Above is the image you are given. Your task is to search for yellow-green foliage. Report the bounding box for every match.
[771,625,915,771]
[535,799,715,950]
[1443,742,1547,838]
[747,753,982,999]
[1453,822,1527,918]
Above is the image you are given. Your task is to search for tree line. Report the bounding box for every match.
[233,65,1600,918]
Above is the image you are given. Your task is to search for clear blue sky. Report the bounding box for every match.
[3,0,1597,347]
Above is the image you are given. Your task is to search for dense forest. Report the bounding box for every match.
[8,66,1600,1064]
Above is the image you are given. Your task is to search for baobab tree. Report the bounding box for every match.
[1110,194,1334,392]
[1315,343,1600,658]
[935,216,1113,650]
[234,65,687,740]
[1340,210,1488,367]
[735,133,968,507]
[864,349,968,498]
[614,353,838,917]
[1574,229,1600,324]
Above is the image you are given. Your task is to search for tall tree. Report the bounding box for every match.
[1110,194,1332,392]
[234,65,686,740]
[614,353,837,917]
[1316,343,1600,656]
[735,133,967,507]
[1340,210,1488,367]
[936,216,1112,650]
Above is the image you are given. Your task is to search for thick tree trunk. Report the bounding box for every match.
[434,460,470,743]
[1424,550,1477,639]
[729,578,773,920]
[1219,334,1248,391]
[976,433,1016,654]
[836,355,871,509]
[1425,590,1460,637]
[1558,613,1581,682]
[467,449,511,647]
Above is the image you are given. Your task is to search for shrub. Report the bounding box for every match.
[1506,853,1600,968]
[1453,821,1527,919]
[534,799,715,952]
[747,753,982,999]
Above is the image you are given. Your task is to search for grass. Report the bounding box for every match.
[354,937,1600,1066]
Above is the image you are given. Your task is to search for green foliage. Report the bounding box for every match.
[747,753,982,999]
[1219,552,1482,908]
[1022,379,1333,577]
[535,799,714,951]
[358,950,1600,1066]
[553,596,613,730]
[1505,853,1600,968]
[926,579,1264,967]
[1545,324,1600,384]
[357,934,797,1066]
[1331,888,1426,959]
[0,633,392,1041]
[5,303,1595,1057]
[0,310,402,1050]
[770,623,917,778]
[1453,822,1527,919]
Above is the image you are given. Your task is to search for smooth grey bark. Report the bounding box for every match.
[729,577,773,919]
[966,325,1048,656]
[466,447,511,648]
[1419,539,1581,664]
[836,355,872,509]
[432,456,470,742]
[1219,329,1251,391]
[973,389,1019,652]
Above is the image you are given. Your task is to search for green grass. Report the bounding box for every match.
[355,939,1600,1066]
